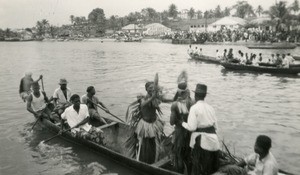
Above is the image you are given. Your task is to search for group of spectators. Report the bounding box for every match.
[163,28,300,43]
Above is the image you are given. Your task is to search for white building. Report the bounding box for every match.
[143,23,171,36]
[208,17,246,32]
[122,24,144,34]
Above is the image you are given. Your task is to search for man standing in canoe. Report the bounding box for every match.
[170,81,194,174]
[19,72,43,102]
[181,83,220,175]
[81,86,109,125]
[133,73,173,164]
[26,82,52,120]
[52,78,72,118]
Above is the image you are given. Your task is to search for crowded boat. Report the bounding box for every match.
[20,70,293,175]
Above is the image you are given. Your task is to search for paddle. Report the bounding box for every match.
[87,99,126,124]
[42,117,89,143]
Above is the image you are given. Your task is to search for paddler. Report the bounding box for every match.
[19,72,43,102]
[26,82,52,120]
[81,86,109,125]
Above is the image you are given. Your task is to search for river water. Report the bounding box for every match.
[0,40,299,175]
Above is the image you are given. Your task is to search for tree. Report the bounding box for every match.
[214,5,222,18]
[5,28,11,38]
[70,15,75,25]
[188,8,195,19]
[108,15,120,31]
[256,5,263,17]
[36,19,49,37]
[196,10,203,19]
[168,4,178,18]
[49,25,58,38]
[223,7,231,17]
[290,0,299,14]
[141,8,158,22]
[269,1,289,31]
[233,1,255,18]
[88,8,106,35]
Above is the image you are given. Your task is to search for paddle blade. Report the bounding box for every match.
[177,70,188,84]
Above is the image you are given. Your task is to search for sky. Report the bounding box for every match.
[0,0,295,29]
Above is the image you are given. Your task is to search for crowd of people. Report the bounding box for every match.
[163,28,300,43]
[20,71,280,175]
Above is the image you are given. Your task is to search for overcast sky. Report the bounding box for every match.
[0,0,295,29]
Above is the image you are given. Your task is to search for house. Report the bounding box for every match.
[121,24,144,34]
[188,18,220,32]
[249,17,275,31]
[143,23,171,36]
[208,17,246,31]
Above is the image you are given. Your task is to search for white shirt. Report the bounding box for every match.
[53,87,72,106]
[61,104,92,132]
[286,56,295,64]
[31,91,46,112]
[216,51,222,60]
[282,58,289,68]
[182,100,220,151]
[245,152,278,175]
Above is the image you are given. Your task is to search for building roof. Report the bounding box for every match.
[144,23,170,29]
[166,18,220,31]
[210,17,246,26]
[122,24,143,30]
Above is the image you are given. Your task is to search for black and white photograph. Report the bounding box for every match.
[0,0,299,174]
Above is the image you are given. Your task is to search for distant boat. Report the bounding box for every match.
[246,43,296,49]
[221,62,300,75]
[189,53,221,64]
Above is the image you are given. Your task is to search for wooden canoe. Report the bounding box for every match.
[189,53,222,64]
[37,117,293,175]
[246,44,296,49]
[221,62,300,75]
[39,118,181,175]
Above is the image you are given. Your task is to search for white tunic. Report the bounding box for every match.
[53,87,72,106]
[245,152,278,175]
[61,104,92,132]
[182,100,220,151]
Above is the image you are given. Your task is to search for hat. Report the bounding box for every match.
[193,83,207,94]
[59,78,68,85]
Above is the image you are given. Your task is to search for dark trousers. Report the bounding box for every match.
[192,135,219,175]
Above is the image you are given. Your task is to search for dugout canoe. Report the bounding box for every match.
[246,43,296,49]
[37,117,293,175]
[189,53,222,64]
[221,62,300,75]
[38,118,181,175]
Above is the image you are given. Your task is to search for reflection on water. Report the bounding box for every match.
[0,41,300,174]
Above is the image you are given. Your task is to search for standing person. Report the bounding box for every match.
[52,78,72,117]
[187,44,193,55]
[27,82,51,120]
[135,79,172,164]
[19,72,43,102]
[170,81,194,174]
[181,83,220,175]
[238,135,278,175]
[81,86,109,125]
[216,49,222,60]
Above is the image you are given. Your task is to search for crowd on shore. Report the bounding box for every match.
[163,28,300,43]
[188,45,296,68]
[20,70,280,175]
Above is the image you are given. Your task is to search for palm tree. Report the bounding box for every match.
[290,0,299,15]
[5,28,11,38]
[188,8,195,19]
[168,4,178,18]
[196,10,203,19]
[70,15,75,25]
[233,1,255,18]
[256,5,263,17]
[269,1,289,31]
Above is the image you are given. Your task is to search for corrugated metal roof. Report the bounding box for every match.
[210,17,246,26]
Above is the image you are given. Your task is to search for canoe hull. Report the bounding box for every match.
[189,54,221,64]
[221,62,300,75]
[40,119,180,175]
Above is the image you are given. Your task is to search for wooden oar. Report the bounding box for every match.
[87,99,126,124]
[41,77,44,91]
[42,117,89,143]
